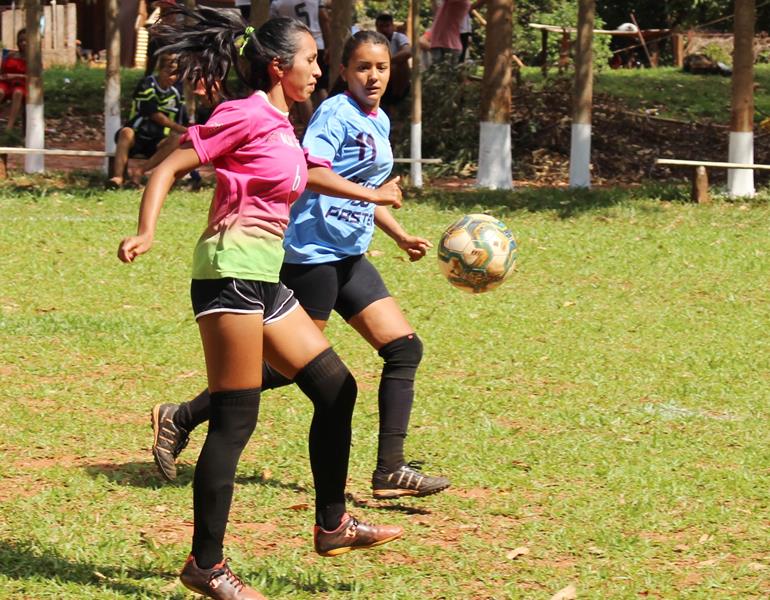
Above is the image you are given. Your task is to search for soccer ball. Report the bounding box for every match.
[437,213,517,293]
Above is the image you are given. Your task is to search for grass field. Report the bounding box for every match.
[0,176,768,598]
[521,64,770,124]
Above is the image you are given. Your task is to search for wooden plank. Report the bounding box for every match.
[393,158,442,164]
[0,147,114,157]
[656,158,770,170]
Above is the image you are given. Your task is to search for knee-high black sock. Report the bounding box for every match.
[376,334,423,473]
[191,387,260,569]
[175,362,291,432]
[293,348,357,531]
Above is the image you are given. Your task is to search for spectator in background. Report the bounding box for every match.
[0,28,26,138]
[270,0,331,126]
[107,53,187,189]
[429,0,486,66]
[375,14,411,108]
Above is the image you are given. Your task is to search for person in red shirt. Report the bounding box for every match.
[0,29,26,137]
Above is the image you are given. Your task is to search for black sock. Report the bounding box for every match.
[175,389,210,432]
[376,378,414,473]
[293,348,356,531]
[174,362,291,433]
[191,388,260,569]
[375,335,422,473]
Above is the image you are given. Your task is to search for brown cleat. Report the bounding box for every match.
[179,555,267,599]
[313,513,403,557]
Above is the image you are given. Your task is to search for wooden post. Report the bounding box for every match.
[25,0,44,173]
[672,33,684,68]
[728,0,755,197]
[105,0,120,175]
[569,0,594,188]
[477,0,513,189]
[691,166,710,203]
[328,0,353,87]
[540,29,548,77]
[409,0,423,187]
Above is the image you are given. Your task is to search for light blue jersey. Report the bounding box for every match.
[283,93,393,264]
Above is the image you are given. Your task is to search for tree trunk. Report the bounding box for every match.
[105,0,121,174]
[251,0,269,27]
[25,0,44,173]
[410,0,423,187]
[728,0,755,197]
[328,0,353,88]
[477,0,513,190]
[569,0,594,188]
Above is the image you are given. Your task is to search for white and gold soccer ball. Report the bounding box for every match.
[437,213,517,293]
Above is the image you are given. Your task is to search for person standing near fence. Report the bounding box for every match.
[118,8,403,599]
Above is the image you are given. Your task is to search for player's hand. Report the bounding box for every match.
[117,233,153,263]
[373,177,402,209]
[397,234,432,262]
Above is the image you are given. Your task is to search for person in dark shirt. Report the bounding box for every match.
[108,53,187,188]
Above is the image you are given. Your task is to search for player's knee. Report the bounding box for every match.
[294,347,357,414]
[378,333,423,380]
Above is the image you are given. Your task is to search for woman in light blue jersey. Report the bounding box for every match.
[158,31,450,500]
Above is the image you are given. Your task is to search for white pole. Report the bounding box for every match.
[409,0,423,188]
[104,0,121,174]
[728,0,755,198]
[25,0,44,173]
[569,0,594,188]
[476,0,513,190]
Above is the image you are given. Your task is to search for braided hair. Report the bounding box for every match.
[149,2,312,101]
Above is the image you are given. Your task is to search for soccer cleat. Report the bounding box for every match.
[313,513,403,557]
[372,461,451,499]
[150,403,189,481]
[179,555,266,600]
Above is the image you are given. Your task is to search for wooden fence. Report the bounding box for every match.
[1,3,77,67]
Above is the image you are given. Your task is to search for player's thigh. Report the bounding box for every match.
[338,258,413,349]
[197,312,264,392]
[348,296,413,350]
[263,306,330,379]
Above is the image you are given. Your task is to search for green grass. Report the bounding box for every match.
[522,64,770,124]
[0,176,768,598]
[44,66,146,119]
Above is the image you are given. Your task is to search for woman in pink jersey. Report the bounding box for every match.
[118,7,402,599]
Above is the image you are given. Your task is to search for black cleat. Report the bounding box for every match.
[372,461,450,499]
[150,403,189,481]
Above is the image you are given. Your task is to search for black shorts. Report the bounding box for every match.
[280,255,390,321]
[114,127,162,158]
[190,277,299,322]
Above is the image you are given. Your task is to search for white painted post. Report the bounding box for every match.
[569,0,594,188]
[104,0,121,174]
[410,0,423,187]
[477,0,512,190]
[25,0,44,173]
[728,0,755,198]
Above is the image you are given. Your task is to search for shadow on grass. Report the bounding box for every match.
[0,538,357,597]
[0,539,171,597]
[84,461,309,493]
[408,181,695,218]
[346,493,433,515]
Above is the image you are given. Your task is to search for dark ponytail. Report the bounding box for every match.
[150,2,312,100]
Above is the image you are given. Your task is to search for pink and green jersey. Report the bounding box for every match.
[181,91,323,282]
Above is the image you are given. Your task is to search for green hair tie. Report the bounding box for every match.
[238,26,255,56]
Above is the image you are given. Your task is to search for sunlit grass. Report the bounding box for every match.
[0,178,768,598]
